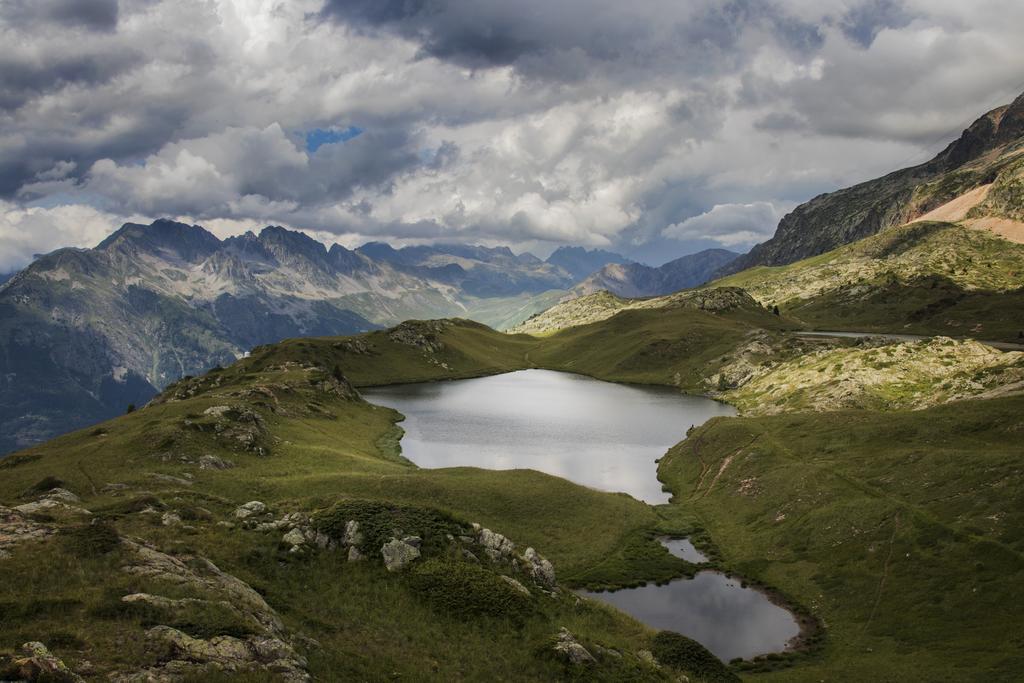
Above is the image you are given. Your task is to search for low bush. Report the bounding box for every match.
[407,558,532,622]
[650,631,739,682]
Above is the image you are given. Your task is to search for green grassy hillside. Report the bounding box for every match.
[710,222,1024,341]
[658,397,1024,681]
[0,318,740,682]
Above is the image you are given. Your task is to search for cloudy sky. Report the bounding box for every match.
[1,0,1023,270]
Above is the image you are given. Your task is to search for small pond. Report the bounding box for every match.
[580,572,801,661]
[660,537,708,563]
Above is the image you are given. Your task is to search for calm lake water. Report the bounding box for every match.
[581,572,801,661]
[364,369,797,660]
[362,369,735,504]
[660,537,708,563]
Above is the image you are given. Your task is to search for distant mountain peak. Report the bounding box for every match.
[96,219,222,262]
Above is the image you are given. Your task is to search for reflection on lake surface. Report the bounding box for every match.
[581,572,801,661]
[660,537,708,563]
[362,369,735,504]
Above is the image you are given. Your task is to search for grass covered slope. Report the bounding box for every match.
[0,319,726,682]
[710,221,1024,341]
[718,337,1024,414]
[658,397,1024,681]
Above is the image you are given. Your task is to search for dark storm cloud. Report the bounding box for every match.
[319,0,823,81]
[1,0,119,32]
[3,0,1024,270]
[838,0,914,48]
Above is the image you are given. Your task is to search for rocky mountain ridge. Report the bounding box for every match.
[721,89,1024,274]
[573,248,738,298]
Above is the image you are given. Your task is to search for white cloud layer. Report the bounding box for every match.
[2,0,1024,269]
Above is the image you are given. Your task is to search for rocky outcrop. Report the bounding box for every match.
[121,540,285,637]
[552,628,595,665]
[0,641,83,682]
[387,320,452,353]
[112,627,308,683]
[719,89,1024,275]
[522,547,557,587]
[0,506,53,559]
[381,537,421,572]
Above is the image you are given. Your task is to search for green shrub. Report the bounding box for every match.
[315,500,462,554]
[407,558,532,622]
[59,521,121,558]
[650,631,739,682]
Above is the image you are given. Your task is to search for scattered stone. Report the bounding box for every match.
[342,520,362,547]
[477,527,515,560]
[203,405,233,417]
[146,473,194,487]
[161,511,182,526]
[500,575,531,596]
[0,641,84,682]
[100,483,131,493]
[553,628,595,664]
[198,455,235,470]
[13,499,91,516]
[234,501,268,519]
[381,538,421,572]
[282,528,306,547]
[0,507,52,561]
[522,547,557,587]
[121,540,284,637]
[401,535,422,549]
[132,626,309,682]
[347,546,364,562]
[40,488,80,504]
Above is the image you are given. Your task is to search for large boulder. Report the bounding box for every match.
[522,547,556,587]
[477,527,515,561]
[234,501,267,519]
[381,538,421,572]
[552,628,595,665]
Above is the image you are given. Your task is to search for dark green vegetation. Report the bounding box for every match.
[2,317,756,681]
[651,632,740,683]
[659,397,1024,681]
[2,240,1021,680]
[712,220,1024,342]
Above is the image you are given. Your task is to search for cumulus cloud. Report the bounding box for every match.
[0,202,144,272]
[1,0,1024,271]
[663,202,789,248]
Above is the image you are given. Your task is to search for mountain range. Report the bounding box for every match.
[0,226,654,452]
[573,249,738,298]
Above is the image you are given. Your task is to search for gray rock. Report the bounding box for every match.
[13,499,92,516]
[234,501,268,519]
[401,535,422,548]
[342,519,362,547]
[1,641,84,682]
[553,628,595,664]
[198,454,235,470]
[282,528,306,547]
[381,539,420,572]
[40,487,80,503]
[347,546,364,562]
[522,547,557,587]
[162,511,182,526]
[477,527,515,557]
